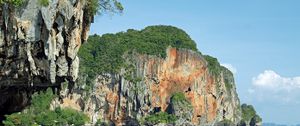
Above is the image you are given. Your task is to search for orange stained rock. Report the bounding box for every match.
[106,91,119,121]
[98,48,222,125]
[61,96,82,111]
[207,94,217,122]
[186,91,205,124]
[145,48,218,124]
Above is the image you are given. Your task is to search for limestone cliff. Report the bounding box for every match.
[0,3,255,124]
[56,47,242,125]
[0,0,91,86]
[0,0,92,118]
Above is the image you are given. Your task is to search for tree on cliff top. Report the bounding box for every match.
[0,0,123,16]
[86,0,123,16]
[79,25,198,73]
[240,103,262,125]
[78,25,198,90]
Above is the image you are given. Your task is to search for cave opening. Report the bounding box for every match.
[153,107,162,113]
[0,86,58,124]
[0,87,31,123]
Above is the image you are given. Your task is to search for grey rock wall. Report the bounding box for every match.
[0,0,92,87]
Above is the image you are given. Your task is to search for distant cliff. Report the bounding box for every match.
[58,47,241,125]
[51,26,260,126]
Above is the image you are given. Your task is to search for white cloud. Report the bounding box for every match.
[252,70,300,91]
[221,63,237,74]
[249,70,300,104]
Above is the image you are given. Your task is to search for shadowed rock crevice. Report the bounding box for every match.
[0,86,59,122]
[0,87,30,121]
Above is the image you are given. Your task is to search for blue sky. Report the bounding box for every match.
[90,0,300,124]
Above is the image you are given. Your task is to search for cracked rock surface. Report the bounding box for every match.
[0,0,91,86]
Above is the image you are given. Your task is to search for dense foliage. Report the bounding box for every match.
[241,104,256,121]
[170,92,191,106]
[143,112,177,125]
[171,92,187,102]
[241,104,262,123]
[78,25,198,87]
[2,88,89,126]
[203,55,221,76]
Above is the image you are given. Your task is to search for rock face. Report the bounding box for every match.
[0,0,91,86]
[0,0,92,118]
[0,1,248,125]
[56,47,242,125]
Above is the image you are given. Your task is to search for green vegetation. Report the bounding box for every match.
[38,0,48,6]
[241,104,256,121]
[250,115,262,126]
[171,92,187,102]
[78,25,198,89]
[241,104,262,124]
[0,0,49,7]
[217,119,234,126]
[30,88,55,113]
[2,88,89,126]
[0,0,24,6]
[203,55,221,76]
[225,82,233,92]
[204,56,235,94]
[96,119,108,126]
[168,92,193,122]
[170,92,192,108]
[0,0,122,13]
[142,112,177,125]
[86,0,123,16]
[221,66,234,93]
